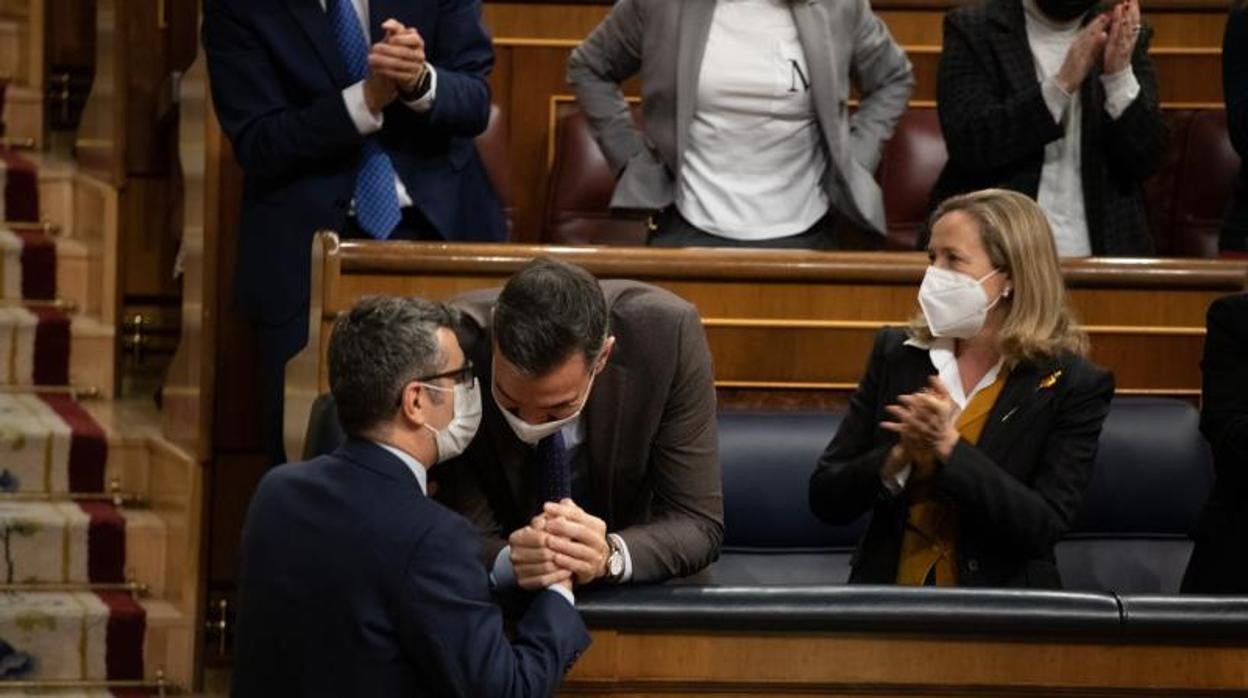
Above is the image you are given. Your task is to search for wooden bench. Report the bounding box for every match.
[283,233,1247,459]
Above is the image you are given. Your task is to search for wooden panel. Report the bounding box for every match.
[282,239,1248,457]
[485,2,1232,45]
[557,629,1248,696]
[120,175,180,299]
[164,44,216,460]
[76,0,123,182]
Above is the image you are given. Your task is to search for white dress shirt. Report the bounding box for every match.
[675,0,830,240]
[1023,0,1140,257]
[375,441,575,606]
[320,0,440,210]
[883,337,1006,493]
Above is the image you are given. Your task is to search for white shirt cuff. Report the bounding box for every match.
[545,584,576,606]
[342,81,384,135]
[610,533,635,583]
[882,464,912,495]
[403,65,438,113]
[1040,76,1073,125]
[489,545,517,590]
[1100,66,1140,120]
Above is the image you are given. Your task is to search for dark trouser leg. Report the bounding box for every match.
[254,319,304,467]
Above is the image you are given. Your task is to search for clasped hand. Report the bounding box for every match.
[1055,0,1142,94]
[880,376,960,475]
[363,18,428,112]
[508,499,611,591]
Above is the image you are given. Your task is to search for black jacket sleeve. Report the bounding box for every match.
[1200,294,1248,488]
[399,514,590,697]
[810,329,899,525]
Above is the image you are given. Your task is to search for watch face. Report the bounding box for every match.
[608,551,624,576]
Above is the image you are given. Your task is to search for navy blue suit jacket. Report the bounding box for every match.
[203,0,506,343]
[232,440,590,697]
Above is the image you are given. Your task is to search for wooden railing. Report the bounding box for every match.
[282,233,1247,458]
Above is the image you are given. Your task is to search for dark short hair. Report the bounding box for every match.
[493,257,609,376]
[328,296,457,436]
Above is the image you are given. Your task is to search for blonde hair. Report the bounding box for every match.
[909,189,1089,366]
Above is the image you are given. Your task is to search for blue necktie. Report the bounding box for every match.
[326,0,402,239]
[533,431,571,508]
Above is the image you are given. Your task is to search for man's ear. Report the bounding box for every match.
[399,381,428,429]
[595,336,618,372]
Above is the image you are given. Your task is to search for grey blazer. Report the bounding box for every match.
[567,0,915,235]
[433,280,725,583]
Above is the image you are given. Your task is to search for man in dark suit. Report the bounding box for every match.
[233,296,588,697]
[434,258,724,589]
[203,0,505,464]
[1183,293,1248,593]
[930,0,1163,256]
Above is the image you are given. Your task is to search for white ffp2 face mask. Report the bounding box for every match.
[492,370,597,446]
[421,378,482,463]
[918,266,1005,339]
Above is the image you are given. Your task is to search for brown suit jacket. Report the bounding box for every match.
[432,280,724,583]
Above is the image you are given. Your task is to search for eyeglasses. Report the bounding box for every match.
[416,360,475,387]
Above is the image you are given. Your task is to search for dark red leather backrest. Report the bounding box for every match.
[541,103,1235,257]
[474,103,514,236]
[1169,108,1239,258]
[544,105,648,245]
[877,107,947,250]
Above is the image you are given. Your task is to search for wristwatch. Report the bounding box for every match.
[399,67,433,102]
[604,533,626,583]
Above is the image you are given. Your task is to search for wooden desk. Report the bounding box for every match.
[557,586,1248,697]
[283,234,1247,459]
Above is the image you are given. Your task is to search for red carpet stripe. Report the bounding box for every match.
[14,230,56,300]
[98,591,146,680]
[78,501,126,583]
[31,307,70,385]
[1,149,38,222]
[39,393,107,492]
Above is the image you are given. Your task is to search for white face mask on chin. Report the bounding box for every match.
[492,369,598,446]
[421,378,482,463]
[918,266,1006,339]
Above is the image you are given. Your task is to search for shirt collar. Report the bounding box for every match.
[373,442,428,495]
[904,335,1005,410]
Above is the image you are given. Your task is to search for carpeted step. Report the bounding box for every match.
[0,393,106,495]
[0,502,129,585]
[0,149,38,223]
[0,225,56,301]
[0,591,144,681]
[0,307,70,387]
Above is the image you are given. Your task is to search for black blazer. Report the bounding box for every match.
[809,328,1114,588]
[203,0,506,350]
[1221,9,1248,254]
[929,0,1163,256]
[232,440,589,697]
[1182,294,1248,593]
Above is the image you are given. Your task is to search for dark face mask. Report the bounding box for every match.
[1035,0,1098,22]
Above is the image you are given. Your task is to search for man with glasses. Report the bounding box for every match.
[434,257,724,590]
[232,296,588,696]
